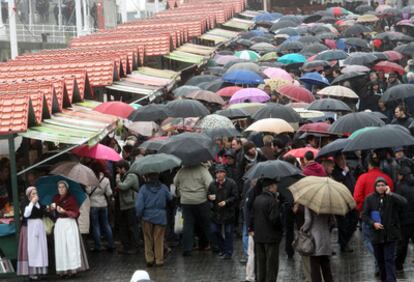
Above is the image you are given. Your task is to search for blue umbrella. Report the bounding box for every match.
[35,175,87,206]
[299,72,330,86]
[277,53,306,64]
[222,70,264,85]
[285,35,301,42]
[336,38,346,50]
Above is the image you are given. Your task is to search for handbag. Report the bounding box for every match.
[292,230,315,256]
[174,208,184,235]
[42,216,54,235]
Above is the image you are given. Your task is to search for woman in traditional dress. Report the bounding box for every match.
[51,180,89,277]
[17,186,48,279]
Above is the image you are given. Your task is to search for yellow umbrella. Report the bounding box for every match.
[245,118,294,134]
[228,102,265,115]
[357,14,379,23]
[288,176,356,215]
[317,86,359,99]
[264,78,292,91]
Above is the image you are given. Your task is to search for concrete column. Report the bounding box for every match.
[8,0,18,59]
[75,0,82,36]
[28,0,33,30]
[120,0,127,23]
[0,2,6,37]
[155,0,159,13]
[82,0,90,33]
[58,0,62,28]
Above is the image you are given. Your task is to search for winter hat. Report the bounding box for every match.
[393,146,404,153]
[224,149,236,158]
[214,164,227,173]
[374,177,387,187]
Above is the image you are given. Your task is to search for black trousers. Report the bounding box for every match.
[336,210,358,249]
[182,202,212,252]
[310,255,333,282]
[283,203,295,257]
[255,242,280,282]
[119,207,140,250]
[396,224,414,269]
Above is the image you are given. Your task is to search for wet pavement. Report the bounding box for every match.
[5,228,414,282]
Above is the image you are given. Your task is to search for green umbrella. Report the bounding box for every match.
[130,153,181,175]
[259,52,278,62]
[234,50,261,61]
[349,127,377,139]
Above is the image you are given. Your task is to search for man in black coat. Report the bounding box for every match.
[362,177,407,282]
[208,165,239,259]
[249,178,283,282]
[395,167,414,271]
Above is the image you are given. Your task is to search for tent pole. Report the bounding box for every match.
[8,134,20,234]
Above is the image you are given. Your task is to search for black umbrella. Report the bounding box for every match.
[270,20,299,31]
[318,16,337,24]
[138,139,168,152]
[355,4,373,14]
[244,160,302,180]
[204,127,241,139]
[165,100,210,118]
[331,72,366,85]
[279,15,303,23]
[329,112,385,134]
[223,59,250,70]
[131,153,181,175]
[205,67,225,76]
[394,42,414,56]
[371,52,389,61]
[276,174,304,204]
[307,98,352,112]
[277,41,304,53]
[309,25,331,34]
[274,27,300,36]
[342,52,378,66]
[215,108,250,119]
[316,32,337,40]
[186,75,218,86]
[343,24,372,37]
[173,85,201,97]
[317,138,349,158]
[375,32,414,42]
[252,103,301,123]
[303,14,323,24]
[158,132,215,166]
[298,35,321,44]
[217,50,234,56]
[236,38,254,47]
[300,43,329,56]
[302,60,330,72]
[250,36,274,44]
[343,125,414,152]
[343,38,370,49]
[128,104,172,122]
[198,79,226,92]
[258,62,286,68]
[251,42,278,53]
[239,32,256,39]
[315,49,348,61]
[380,84,414,102]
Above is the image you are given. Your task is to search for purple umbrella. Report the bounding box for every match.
[229,88,270,104]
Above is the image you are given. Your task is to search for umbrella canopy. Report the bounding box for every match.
[251,42,278,53]
[216,86,243,98]
[341,65,371,73]
[307,98,352,112]
[214,55,239,65]
[297,122,331,134]
[185,90,225,105]
[277,53,306,64]
[277,41,304,53]
[299,72,330,86]
[128,104,171,121]
[331,72,366,85]
[343,24,372,37]
[245,118,295,134]
[343,52,378,66]
[138,138,168,152]
[302,60,331,72]
[50,161,99,186]
[355,4,374,14]
[278,85,315,103]
[215,108,250,119]
[186,75,218,86]
[226,62,261,74]
[263,67,292,80]
[343,37,370,49]
[165,99,210,118]
[373,61,405,75]
[380,84,414,102]
[317,138,349,158]
[236,38,254,48]
[223,70,264,85]
[173,85,201,97]
[72,144,121,162]
[285,147,319,159]
[314,49,348,61]
[252,103,302,122]
[288,176,356,215]
[356,14,379,23]
[234,50,261,61]
[230,88,270,104]
[36,175,87,206]
[158,132,215,166]
[259,52,279,62]
[196,114,235,130]
[228,102,266,115]
[125,121,159,137]
[343,125,414,151]
[244,160,302,180]
[298,35,322,44]
[394,42,414,56]
[204,127,241,139]
[329,112,385,134]
[383,50,404,61]
[317,86,359,99]
[270,20,299,31]
[264,78,293,91]
[94,101,134,119]
[130,154,181,175]
[274,27,300,36]
[316,32,338,40]
[375,31,414,42]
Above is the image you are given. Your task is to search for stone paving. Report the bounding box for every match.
[5,229,414,282]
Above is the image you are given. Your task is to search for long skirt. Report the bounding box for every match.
[17,224,48,276]
[54,218,89,274]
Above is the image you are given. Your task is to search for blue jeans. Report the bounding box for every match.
[373,241,397,282]
[362,222,374,255]
[211,222,234,256]
[242,222,248,256]
[91,207,114,250]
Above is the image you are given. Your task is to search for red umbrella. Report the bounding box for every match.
[216,86,243,98]
[72,144,122,162]
[324,39,337,49]
[278,85,315,103]
[284,147,319,158]
[383,50,403,61]
[373,61,405,75]
[94,101,134,118]
[297,122,331,134]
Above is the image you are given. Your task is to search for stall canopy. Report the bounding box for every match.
[222,18,255,30]
[200,28,240,45]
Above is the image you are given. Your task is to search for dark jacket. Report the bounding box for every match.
[332,165,356,194]
[391,116,414,129]
[362,191,407,244]
[250,191,283,243]
[395,176,414,226]
[208,178,239,224]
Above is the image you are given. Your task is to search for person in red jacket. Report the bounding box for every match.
[302,151,327,177]
[354,154,394,277]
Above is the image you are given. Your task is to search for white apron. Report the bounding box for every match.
[27,218,48,268]
[54,218,81,272]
